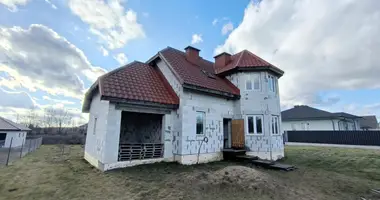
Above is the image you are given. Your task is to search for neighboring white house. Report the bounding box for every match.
[82,46,285,171]
[0,117,30,147]
[281,105,361,132]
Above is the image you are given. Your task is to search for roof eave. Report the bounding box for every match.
[183,83,240,100]
[216,66,284,77]
[102,96,179,110]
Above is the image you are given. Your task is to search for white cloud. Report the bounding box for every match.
[0,0,29,11]
[212,18,218,26]
[191,34,203,44]
[44,0,57,9]
[0,24,106,99]
[42,96,75,105]
[221,22,234,35]
[99,46,109,56]
[215,0,380,108]
[113,53,128,65]
[68,0,145,50]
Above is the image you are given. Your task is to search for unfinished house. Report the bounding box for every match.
[82,46,284,171]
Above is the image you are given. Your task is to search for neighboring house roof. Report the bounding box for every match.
[82,61,179,112]
[281,105,361,121]
[0,117,30,131]
[359,115,379,129]
[214,50,284,76]
[155,47,240,98]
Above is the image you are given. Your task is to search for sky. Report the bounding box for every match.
[0,0,379,125]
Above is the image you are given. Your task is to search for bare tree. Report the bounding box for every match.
[52,108,73,135]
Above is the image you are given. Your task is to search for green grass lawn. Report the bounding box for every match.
[0,145,379,200]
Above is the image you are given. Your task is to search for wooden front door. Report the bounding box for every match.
[231,119,245,149]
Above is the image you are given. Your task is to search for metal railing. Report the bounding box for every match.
[0,137,43,166]
[118,143,164,161]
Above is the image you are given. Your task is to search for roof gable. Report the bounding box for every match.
[215,50,284,76]
[281,105,361,121]
[359,115,379,129]
[82,61,179,112]
[0,117,30,131]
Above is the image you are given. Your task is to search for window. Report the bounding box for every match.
[247,115,264,134]
[246,80,252,90]
[268,75,277,93]
[253,74,261,90]
[196,111,205,135]
[246,74,261,91]
[271,115,280,134]
[93,117,97,135]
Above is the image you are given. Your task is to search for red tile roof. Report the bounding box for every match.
[215,50,284,75]
[159,47,240,96]
[82,61,179,112]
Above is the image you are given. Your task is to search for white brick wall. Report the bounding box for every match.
[2,131,27,147]
[227,71,284,160]
[181,91,234,155]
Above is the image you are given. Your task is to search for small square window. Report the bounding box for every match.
[196,111,205,135]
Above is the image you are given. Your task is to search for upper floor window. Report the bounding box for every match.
[268,75,277,93]
[196,111,205,135]
[245,74,261,91]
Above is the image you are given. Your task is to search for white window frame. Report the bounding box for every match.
[268,74,277,93]
[246,115,264,135]
[271,115,280,135]
[245,74,261,91]
[196,111,206,135]
[245,79,253,91]
[252,74,261,91]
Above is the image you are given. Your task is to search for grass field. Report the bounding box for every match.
[0,145,379,200]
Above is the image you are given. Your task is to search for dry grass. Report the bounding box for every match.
[0,145,379,200]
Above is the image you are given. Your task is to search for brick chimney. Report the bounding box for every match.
[214,52,231,70]
[185,46,200,64]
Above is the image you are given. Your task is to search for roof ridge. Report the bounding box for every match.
[0,116,22,131]
[244,50,272,66]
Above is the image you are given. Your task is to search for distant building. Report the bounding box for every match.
[281,105,361,131]
[0,116,30,147]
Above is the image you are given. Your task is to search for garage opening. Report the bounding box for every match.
[0,133,6,147]
[118,111,164,161]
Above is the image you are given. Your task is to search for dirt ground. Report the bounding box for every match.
[0,145,379,200]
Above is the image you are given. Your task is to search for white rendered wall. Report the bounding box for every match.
[156,59,183,156]
[283,119,360,131]
[3,131,27,147]
[84,91,110,168]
